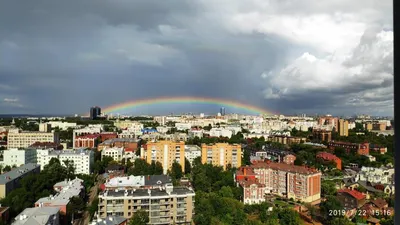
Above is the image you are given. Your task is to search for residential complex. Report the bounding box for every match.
[98,138,140,152]
[145,140,185,174]
[201,143,241,170]
[236,161,322,204]
[338,119,349,136]
[184,145,201,166]
[0,164,41,198]
[7,129,59,149]
[101,147,124,162]
[97,185,195,224]
[328,141,370,155]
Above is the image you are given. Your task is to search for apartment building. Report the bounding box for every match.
[97,185,195,225]
[0,163,40,198]
[35,178,84,215]
[267,135,306,145]
[201,143,241,170]
[114,120,144,130]
[338,119,349,136]
[90,215,127,225]
[208,128,233,138]
[12,207,60,225]
[316,152,342,170]
[328,141,369,155]
[236,161,322,203]
[102,147,124,162]
[318,116,338,129]
[145,141,185,174]
[39,123,51,132]
[28,142,63,150]
[356,166,395,185]
[102,175,172,191]
[2,148,37,167]
[7,129,59,149]
[36,149,94,174]
[46,121,77,130]
[184,145,201,166]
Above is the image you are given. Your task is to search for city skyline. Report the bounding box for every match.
[0,1,393,116]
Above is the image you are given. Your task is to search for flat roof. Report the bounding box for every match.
[0,163,40,185]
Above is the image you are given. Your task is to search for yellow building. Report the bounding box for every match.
[365,123,373,131]
[201,143,241,170]
[145,140,185,174]
[338,119,349,136]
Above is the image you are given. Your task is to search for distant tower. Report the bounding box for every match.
[220,107,226,116]
[90,106,101,120]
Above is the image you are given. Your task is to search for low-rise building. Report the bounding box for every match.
[316,152,342,170]
[356,166,394,185]
[89,215,127,225]
[209,128,233,138]
[97,185,195,224]
[98,138,140,152]
[328,141,370,155]
[28,142,63,150]
[101,147,124,162]
[12,207,60,225]
[74,134,100,149]
[0,163,40,198]
[35,178,84,215]
[337,188,366,210]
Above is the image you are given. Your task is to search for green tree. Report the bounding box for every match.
[320,196,343,220]
[321,180,337,196]
[128,159,151,175]
[3,165,11,172]
[330,217,355,225]
[219,186,234,198]
[277,208,302,225]
[169,162,183,180]
[150,161,163,175]
[63,159,76,179]
[184,158,192,174]
[129,210,149,225]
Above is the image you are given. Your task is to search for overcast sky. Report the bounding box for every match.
[0,0,393,116]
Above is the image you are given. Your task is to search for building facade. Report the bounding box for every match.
[0,164,40,198]
[7,129,59,149]
[36,149,94,174]
[97,185,195,225]
[2,148,37,167]
[145,141,185,174]
[316,152,342,170]
[328,141,370,155]
[74,134,100,149]
[338,119,349,136]
[184,145,201,166]
[201,143,241,170]
[102,147,124,162]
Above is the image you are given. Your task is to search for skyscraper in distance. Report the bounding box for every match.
[220,107,226,116]
[90,106,101,119]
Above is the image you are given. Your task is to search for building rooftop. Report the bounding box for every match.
[12,207,59,225]
[104,175,172,189]
[250,161,320,175]
[100,186,194,198]
[36,178,84,206]
[100,138,140,145]
[90,215,127,225]
[76,134,101,139]
[0,163,40,185]
[316,152,340,161]
[338,189,366,200]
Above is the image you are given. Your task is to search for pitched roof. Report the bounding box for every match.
[338,189,366,200]
[371,198,388,209]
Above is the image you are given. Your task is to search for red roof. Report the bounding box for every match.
[124,147,134,152]
[317,152,340,161]
[250,160,320,175]
[76,134,100,139]
[238,179,265,188]
[236,167,256,177]
[338,189,366,200]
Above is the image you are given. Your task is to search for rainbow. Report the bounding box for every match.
[88,96,276,116]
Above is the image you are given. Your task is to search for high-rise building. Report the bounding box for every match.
[338,119,349,136]
[90,106,101,120]
[220,107,226,116]
[201,143,241,170]
[145,140,185,174]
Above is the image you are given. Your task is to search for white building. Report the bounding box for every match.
[47,121,78,130]
[101,147,124,162]
[184,145,201,166]
[12,207,60,225]
[356,166,395,185]
[118,129,136,139]
[175,123,192,131]
[7,129,59,149]
[156,126,169,134]
[209,128,233,138]
[2,148,37,167]
[36,149,94,174]
[188,129,204,138]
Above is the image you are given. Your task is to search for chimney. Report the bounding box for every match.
[243,168,247,176]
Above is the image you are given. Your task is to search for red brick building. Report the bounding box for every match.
[74,134,101,148]
[97,138,140,152]
[312,129,332,142]
[236,161,322,203]
[328,141,369,155]
[99,132,118,142]
[316,152,342,170]
[370,144,387,154]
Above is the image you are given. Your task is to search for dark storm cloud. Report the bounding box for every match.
[0,0,393,116]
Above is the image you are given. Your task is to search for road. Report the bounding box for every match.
[74,175,103,225]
